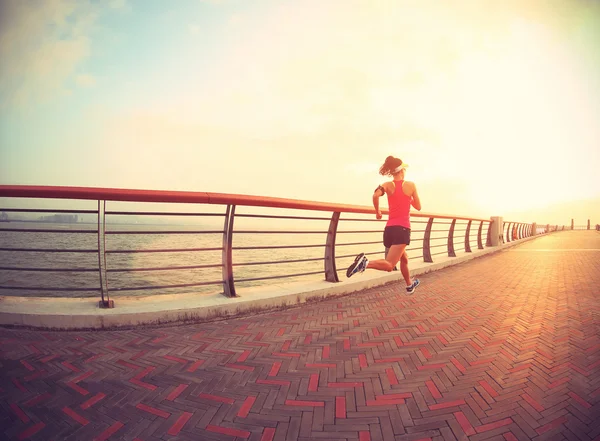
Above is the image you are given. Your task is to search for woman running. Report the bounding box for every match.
[346,155,422,294]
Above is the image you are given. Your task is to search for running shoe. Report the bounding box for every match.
[406,278,420,294]
[346,253,369,278]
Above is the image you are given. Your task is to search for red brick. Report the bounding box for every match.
[164,355,187,364]
[238,396,257,417]
[454,411,476,436]
[359,430,371,441]
[81,392,106,409]
[18,422,45,441]
[207,424,251,438]
[475,417,512,433]
[62,406,89,426]
[478,380,499,397]
[11,403,30,423]
[568,391,592,408]
[261,427,276,441]
[429,399,465,410]
[166,384,188,402]
[187,359,205,373]
[269,361,281,377]
[136,403,170,418]
[168,412,192,436]
[386,368,398,385]
[94,421,124,441]
[521,393,544,412]
[426,380,442,399]
[537,416,568,434]
[336,396,346,419]
[237,350,251,362]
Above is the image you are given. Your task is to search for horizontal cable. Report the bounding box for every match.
[0,286,99,291]
[110,280,223,291]
[106,230,222,235]
[337,230,382,234]
[233,244,324,250]
[0,247,98,253]
[0,208,98,214]
[0,266,98,272]
[0,228,97,233]
[336,241,381,247]
[233,230,327,234]
[339,217,385,222]
[106,247,223,254]
[106,211,224,216]
[430,244,447,249]
[236,270,323,283]
[336,245,426,260]
[233,256,324,266]
[236,213,331,221]
[107,263,223,273]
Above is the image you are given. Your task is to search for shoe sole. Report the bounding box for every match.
[346,253,365,278]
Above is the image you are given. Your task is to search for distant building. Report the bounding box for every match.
[39,214,79,223]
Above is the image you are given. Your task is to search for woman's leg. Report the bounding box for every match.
[367,244,406,272]
[399,250,411,285]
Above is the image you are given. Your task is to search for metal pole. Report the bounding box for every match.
[464,220,472,253]
[222,205,237,297]
[423,217,434,263]
[447,219,456,257]
[324,212,340,282]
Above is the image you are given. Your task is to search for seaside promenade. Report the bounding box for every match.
[1,230,599,441]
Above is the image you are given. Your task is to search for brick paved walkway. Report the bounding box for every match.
[1,230,599,441]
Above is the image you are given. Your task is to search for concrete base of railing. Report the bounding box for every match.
[0,234,544,330]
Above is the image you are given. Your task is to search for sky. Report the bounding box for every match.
[1,0,599,225]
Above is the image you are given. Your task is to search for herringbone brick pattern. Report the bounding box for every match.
[1,231,599,441]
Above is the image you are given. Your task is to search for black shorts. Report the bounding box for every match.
[383,225,411,248]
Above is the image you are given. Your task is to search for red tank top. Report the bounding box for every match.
[386,180,411,228]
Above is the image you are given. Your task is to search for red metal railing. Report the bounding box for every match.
[0,185,541,306]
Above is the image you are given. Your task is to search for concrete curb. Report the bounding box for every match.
[0,235,542,330]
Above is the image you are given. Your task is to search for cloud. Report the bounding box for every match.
[76,74,96,87]
[0,0,124,110]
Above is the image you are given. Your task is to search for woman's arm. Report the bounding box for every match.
[410,183,421,211]
[373,184,385,219]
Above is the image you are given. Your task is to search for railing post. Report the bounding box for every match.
[531,222,536,237]
[324,212,340,282]
[477,220,484,249]
[490,216,504,246]
[464,220,472,253]
[222,204,237,298]
[447,219,457,257]
[571,219,574,230]
[97,200,113,308]
[588,219,590,230]
[423,217,434,263]
[506,222,512,243]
